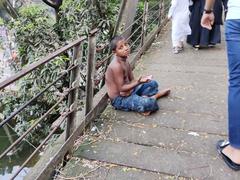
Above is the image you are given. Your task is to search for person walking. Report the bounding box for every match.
[201,0,240,171]
[168,0,192,54]
[189,0,228,50]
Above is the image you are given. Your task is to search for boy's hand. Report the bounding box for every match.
[120,90,132,97]
[138,75,152,83]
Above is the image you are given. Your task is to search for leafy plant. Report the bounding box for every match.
[57,0,119,41]
[1,0,121,144]
[1,5,68,144]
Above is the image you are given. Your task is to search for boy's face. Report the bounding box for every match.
[114,40,130,58]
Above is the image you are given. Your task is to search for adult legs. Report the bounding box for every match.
[222,20,240,164]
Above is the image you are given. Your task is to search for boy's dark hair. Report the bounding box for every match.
[110,35,125,52]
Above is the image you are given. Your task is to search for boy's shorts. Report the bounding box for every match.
[111,80,159,112]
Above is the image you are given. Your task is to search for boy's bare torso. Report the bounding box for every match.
[105,57,133,99]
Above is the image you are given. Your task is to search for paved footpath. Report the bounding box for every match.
[57,24,240,180]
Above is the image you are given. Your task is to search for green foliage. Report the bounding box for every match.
[0,18,4,25]
[57,0,120,89]
[1,0,121,144]
[58,0,119,41]
[10,5,60,66]
[0,18,5,48]
[1,5,68,144]
[130,0,162,50]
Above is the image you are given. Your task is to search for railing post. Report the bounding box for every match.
[141,0,148,47]
[85,33,96,115]
[161,0,165,22]
[65,44,82,141]
[158,0,163,27]
[113,0,128,38]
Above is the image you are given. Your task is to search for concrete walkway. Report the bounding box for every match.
[57,24,240,180]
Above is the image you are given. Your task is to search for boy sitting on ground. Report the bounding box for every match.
[105,36,170,115]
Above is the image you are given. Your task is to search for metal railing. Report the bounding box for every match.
[0,29,98,179]
[0,0,171,179]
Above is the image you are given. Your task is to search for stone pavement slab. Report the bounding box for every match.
[59,158,184,180]
[59,24,240,179]
[75,140,238,180]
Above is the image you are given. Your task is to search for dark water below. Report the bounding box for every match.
[0,126,39,180]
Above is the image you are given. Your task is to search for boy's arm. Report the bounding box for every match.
[112,65,139,92]
[127,62,134,81]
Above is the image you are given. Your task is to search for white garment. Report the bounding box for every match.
[168,0,192,47]
[226,0,240,20]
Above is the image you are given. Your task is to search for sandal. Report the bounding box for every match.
[172,47,179,54]
[216,140,240,171]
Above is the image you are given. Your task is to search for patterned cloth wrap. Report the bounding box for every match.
[111,80,160,113]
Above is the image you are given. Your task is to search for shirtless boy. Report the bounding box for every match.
[105,36,170,115]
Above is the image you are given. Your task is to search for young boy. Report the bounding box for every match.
[105,36,170,115]
[168,0,192,54]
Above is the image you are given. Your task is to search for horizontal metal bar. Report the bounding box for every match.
[10,111,71,180]
[6,123,38,150]
[149,9,160,19]
[0,96,66,159]
[0,41,83,90]
[130,32,144,48]
[119,2,159,37]
[120,14,144,35]
[0,29,98,90]
[148,2,160,12]
[147,14,161,29]
[126,25,142,41]
[0,73,66,128]
[96,53,113,69]
[89,28,98,36]
[0,63,79,128]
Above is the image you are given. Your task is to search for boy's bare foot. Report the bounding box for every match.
[152,88,171,99]
[140,111,151,116]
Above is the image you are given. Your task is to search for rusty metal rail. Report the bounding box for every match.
[0,28,98,179]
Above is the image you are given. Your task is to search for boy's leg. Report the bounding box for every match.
[135,80,170,99]
[135,80,159,97]
[222,20,240,164]
[151,88,171,99]
[112,94,159,113]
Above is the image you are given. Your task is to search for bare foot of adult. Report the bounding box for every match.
[152,88,171,99]
[140,111,151,116]
[222,145,240,164]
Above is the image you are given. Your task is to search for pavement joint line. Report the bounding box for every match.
[78,156,191,179]
[146,62,227,68]
[88,135,219,158]
[158,109,226,119]
[141,70,226,75]
[112,120,227,137]
[102,137,222,158]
